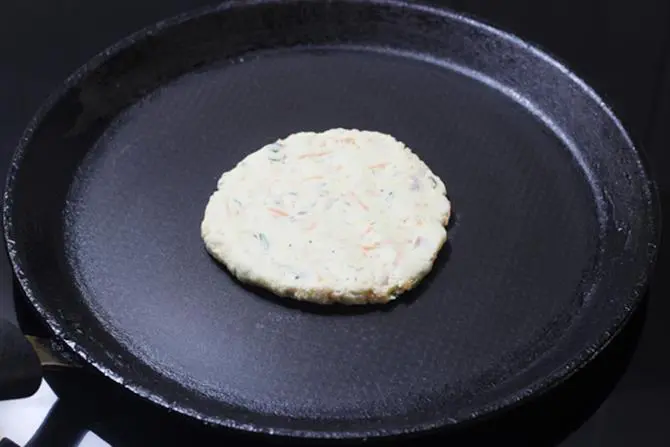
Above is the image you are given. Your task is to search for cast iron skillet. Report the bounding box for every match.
[0,0,660,441]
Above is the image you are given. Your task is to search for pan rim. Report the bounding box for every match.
[2,0,661,440]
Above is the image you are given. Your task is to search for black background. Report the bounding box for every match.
[1,0,669,445]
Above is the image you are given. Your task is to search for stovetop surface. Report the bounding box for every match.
[1,1,669,446]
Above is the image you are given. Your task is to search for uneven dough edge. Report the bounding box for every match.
[201,129,451,305]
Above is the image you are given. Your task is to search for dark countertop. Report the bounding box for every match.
[1,1,669,445]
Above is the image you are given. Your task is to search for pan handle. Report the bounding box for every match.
[0,318,43,400]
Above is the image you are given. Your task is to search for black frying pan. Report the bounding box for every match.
[0,0,660,442]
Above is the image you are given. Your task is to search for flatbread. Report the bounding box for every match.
[201,128,451,305]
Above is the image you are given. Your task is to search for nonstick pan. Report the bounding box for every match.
[0,0,660,441]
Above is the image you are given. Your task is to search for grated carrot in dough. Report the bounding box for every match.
[350,192,369,211]
[298,151,331,159]
[268,207,289,217]
[368,162,389,169]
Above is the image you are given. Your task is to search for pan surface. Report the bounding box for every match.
[3,0,659,440]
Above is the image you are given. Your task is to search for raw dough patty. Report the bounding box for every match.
[201,128,451,305]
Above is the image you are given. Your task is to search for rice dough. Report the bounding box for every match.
[201,128,451,305]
